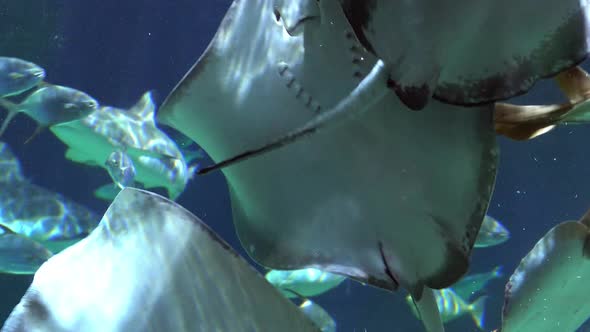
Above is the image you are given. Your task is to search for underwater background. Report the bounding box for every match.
[0,1,589,331]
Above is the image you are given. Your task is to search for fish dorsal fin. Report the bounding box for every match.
[129,91,156,120]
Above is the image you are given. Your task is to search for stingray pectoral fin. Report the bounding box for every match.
[493,102,571,140]
[414,287,445,332]
[555,66,590,103]
[197,59,390,175]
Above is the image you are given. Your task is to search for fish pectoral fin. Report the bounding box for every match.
[24,125,45,145]
[197,59,391,175]
[555,66,590,104]
[0,98,21,136]
[414,287,445,332]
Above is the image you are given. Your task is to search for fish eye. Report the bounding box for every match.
[85,101,97,109]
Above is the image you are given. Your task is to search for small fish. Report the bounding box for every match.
[299,299,336,332]
[265,268,346,298]
[474,215,510,248]
[406,289,487,329]
[0,224,52,274]
[0,84,99,141]
[0,57,45,97]
[451,266,503,300]
[105,150,136,189]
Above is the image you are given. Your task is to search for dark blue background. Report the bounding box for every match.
[1,1,589,331]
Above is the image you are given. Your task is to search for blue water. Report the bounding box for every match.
[0,1,589,331]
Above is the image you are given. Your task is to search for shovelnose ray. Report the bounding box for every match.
[51,91,196,200]
[338,1,590,109]
[497,208,590,332]
[0,141,99,252]
[158,0,498,331]
[0,188,320,332]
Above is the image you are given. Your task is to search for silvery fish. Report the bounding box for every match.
[451,266,503,300]
[406,289,487,329]
[0,84,99,141]
[0,141,100,253]
[0,224,52,275]
[105,150,136,189]
[474,215,510,248]
[265,268,346,299]
[299,300,336,332]
[0,57,45,97]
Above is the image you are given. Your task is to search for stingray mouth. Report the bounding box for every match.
[378,241,400,289]
[273,7,320,37]
[284,16,319,36]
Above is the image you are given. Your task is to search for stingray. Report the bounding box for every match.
[0,141,99,253]
[1,188,320,332]
[497,208,590,332]
[337,0,590,110]
[50,91,196,201]
[158,1,498,330]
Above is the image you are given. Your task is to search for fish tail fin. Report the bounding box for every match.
[0,99,21,136]
[468,295,488,329]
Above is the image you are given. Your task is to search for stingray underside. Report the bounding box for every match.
[158,0,498,297]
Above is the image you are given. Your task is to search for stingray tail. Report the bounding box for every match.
[468,295,487,330]
[197,59,390,175]
[414,288,445,332]
[0,98,21,136]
